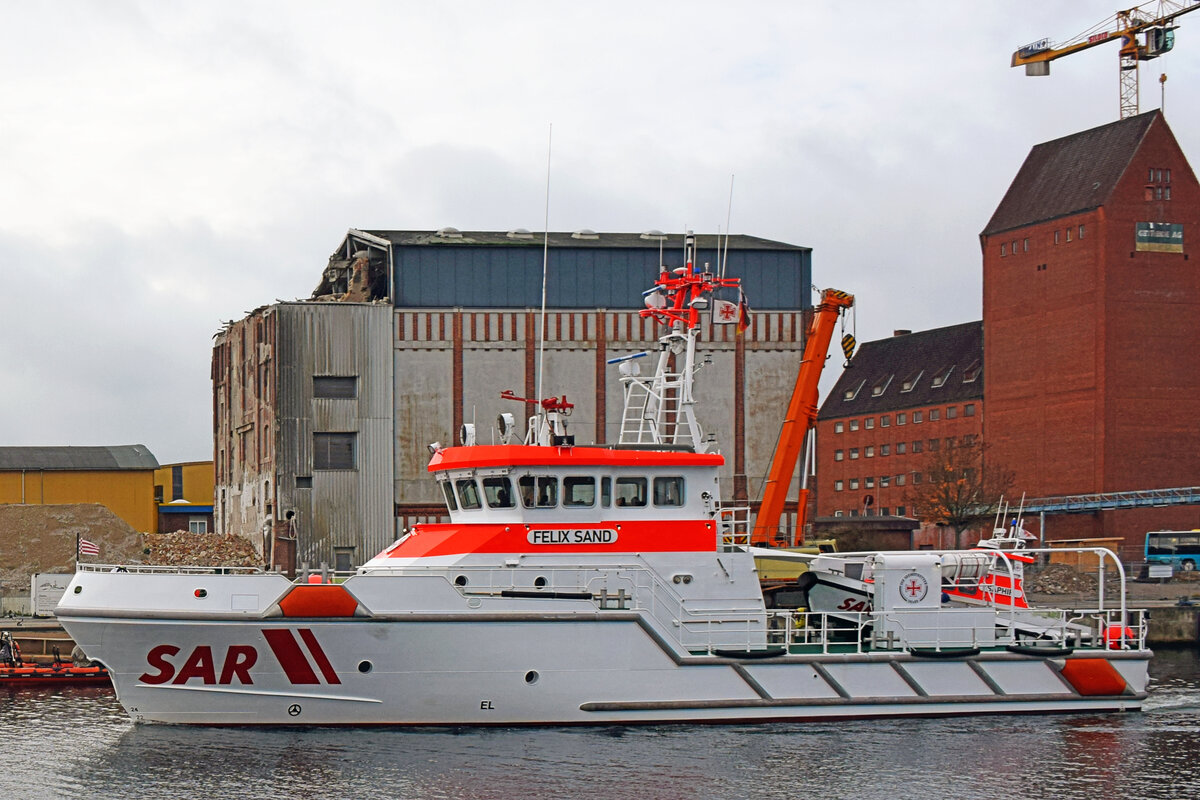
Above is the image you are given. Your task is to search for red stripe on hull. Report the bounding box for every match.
[262,629,320,684]
[386,520,716,558]
[299,629,341,685]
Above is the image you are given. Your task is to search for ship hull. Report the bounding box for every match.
[56,612,1149,726]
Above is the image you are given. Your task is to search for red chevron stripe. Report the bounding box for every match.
[299,628,341,685]
[262,629,319,684]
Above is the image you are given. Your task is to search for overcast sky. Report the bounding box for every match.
[2,1,1199,464]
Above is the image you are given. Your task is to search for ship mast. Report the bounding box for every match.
[612,233,744,453]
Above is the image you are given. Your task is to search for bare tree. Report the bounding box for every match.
[903,436,1015,548]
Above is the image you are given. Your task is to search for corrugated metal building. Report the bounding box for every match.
[0,445,160,532]
[214,229,814,572]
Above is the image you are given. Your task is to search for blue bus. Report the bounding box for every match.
[1144,530,1200,572]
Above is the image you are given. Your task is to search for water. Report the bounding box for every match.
[4,649,1199,800]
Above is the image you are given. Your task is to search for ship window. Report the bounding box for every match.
[482,477,515,508]
[563,476,596,507]
[614,477,647,507]
[441,480,458,511]
[653,476,685,507]
[600,476,612,508]
[518,476,559,508]
[455,479,482,510]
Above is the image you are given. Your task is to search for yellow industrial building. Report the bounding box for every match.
[0,445,161,533]
[153,460,215,533]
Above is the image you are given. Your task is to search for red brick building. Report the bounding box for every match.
[981,110,1200,556]
[815,322,983,520]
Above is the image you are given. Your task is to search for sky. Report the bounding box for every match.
[3,1,1199,464]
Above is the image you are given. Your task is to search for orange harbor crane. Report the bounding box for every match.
[1011,1,1200,119]
[751,288,854,546]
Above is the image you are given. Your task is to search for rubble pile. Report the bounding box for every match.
[142,532,262,568]
[1025,563,1108,595]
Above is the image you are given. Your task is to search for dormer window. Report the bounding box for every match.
[843,379,866,401]
[962,360,981,383]
[931,366,955,389]
[871,375,893,397]
[900,370,923,393]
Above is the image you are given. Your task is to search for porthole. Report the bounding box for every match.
[73,586,82,594]
[454,575,468,587]
[358,661,373,674]
[534,576,547,588]
[525,670,539,685]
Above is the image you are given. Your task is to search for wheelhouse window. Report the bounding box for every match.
[482,476,514,508]
[615,477,647,507]
[600,476,612,507]
[653,476,685,507]
[441,480,458,511]
[455,478,482,510]
[519,475,559,508]
[563,476,596,507]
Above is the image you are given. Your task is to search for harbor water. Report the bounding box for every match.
[3,648,1198,800]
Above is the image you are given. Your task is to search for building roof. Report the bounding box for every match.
[327,228,814,311]
[0,445,160,471]
[354,230,809,252]
[981,111,1161,237]
[818,321,983,420]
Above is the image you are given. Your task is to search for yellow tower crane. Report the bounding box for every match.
[1012,1,1200,119]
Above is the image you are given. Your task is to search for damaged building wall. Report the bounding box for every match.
[212,306,277,557]
[214,302,393,571]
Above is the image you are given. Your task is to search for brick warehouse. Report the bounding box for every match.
[815,322,983,521]
[982,110,1200,558]
[212,230,817,572]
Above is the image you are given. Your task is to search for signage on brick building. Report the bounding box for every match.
[1135,222,1184,253]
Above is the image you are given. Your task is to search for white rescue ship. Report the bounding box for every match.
[56,239,1150,725]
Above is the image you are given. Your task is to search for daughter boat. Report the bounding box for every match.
[55,239,1150,725]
